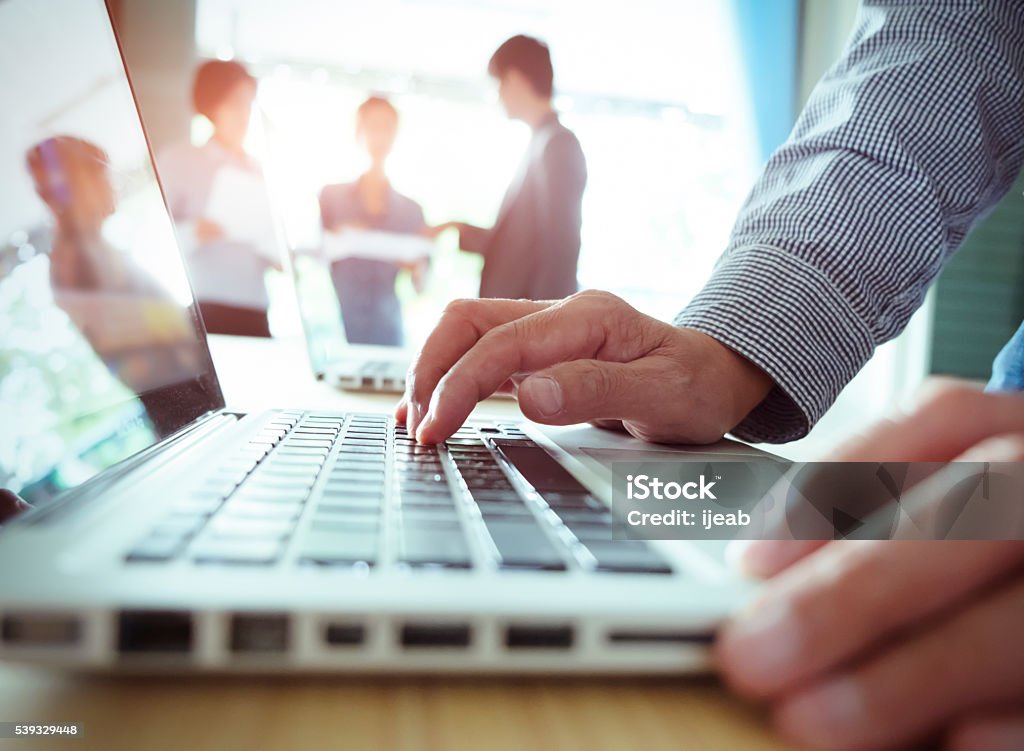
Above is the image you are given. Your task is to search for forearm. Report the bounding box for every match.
[677,0,1024,442]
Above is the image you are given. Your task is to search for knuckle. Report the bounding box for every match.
[441,298,476,319]
[483,320,518,346]
[580,361,620,402]
[573,288,623,307]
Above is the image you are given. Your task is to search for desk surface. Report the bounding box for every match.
[0,335,790,751]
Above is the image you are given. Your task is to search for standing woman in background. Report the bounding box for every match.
[157,60,278,337]
[319,96,426,347]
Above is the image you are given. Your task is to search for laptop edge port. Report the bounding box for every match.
[505,624,574,650]
[607,630,715,645]
[118,610,192,654]
[230,613,290,653]
[400,623,471,649]
[323,622,365,646]
[1,613,81,647]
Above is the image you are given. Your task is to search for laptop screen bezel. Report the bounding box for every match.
[100,0,227,430]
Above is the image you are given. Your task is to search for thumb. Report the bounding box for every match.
[517,359,646,425]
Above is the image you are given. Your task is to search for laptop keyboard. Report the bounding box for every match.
[125,412,672,575]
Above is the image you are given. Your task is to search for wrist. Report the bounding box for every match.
[675,326,774,438]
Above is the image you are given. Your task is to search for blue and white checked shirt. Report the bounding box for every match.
[675,0,1024,443]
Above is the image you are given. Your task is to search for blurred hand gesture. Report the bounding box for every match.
[719,382,1024,750]
[195,217,224,243]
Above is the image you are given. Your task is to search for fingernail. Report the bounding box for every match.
[778,677,863,743]
[722,597,802,684]
[521,376,563,418]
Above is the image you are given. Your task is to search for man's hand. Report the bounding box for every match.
[719,382,1024,750]
[395,290,773,444]
[421,221,462,239]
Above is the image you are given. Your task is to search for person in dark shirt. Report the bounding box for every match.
[431,35,587,300]
[319,96,426,346]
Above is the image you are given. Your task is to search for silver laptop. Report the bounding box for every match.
[0,0,760,674]
[289,247,412,394]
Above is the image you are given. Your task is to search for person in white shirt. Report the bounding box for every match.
[157,60,278,337]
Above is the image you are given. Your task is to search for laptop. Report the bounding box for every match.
[289,246,413,394]
[0,0,761,674]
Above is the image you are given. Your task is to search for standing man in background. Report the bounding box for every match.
[432,35,587,300]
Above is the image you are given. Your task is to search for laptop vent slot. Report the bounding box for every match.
[400,623,471,649]
[323,622,365,646]
[1,614,81,647]
[230,614,290,653]
[118,611,193,654]
[606,630,715,646]
[505,625,574,650]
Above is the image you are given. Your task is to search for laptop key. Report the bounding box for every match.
[264,453,324,466]
[219,501,303,520]
[192,539,283,565]
[400,508,460,526]
[125,534,187,562]
[555,509,613,525]
[233,487,310,505]
[343,437,385,447]
[150,513,209,537]
[584,541,672,574]
[298,528,378,565]
[318,496,383,513]
[277,447,329,458]
[209,516,293,539]
[541,492,605,511]
[293,428,338,437]
[399,524,472,568]
[329,471,385,486]
[286,438,335,449]
[483,518,567,570]
[399,492,455,508]
[468,489,522,502]
[562,521,614,541]
[491,441,588,494]
[338,445,385,455]
[474,501,533,518]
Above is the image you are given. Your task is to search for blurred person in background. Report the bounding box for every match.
[319,95,427,346]
[157,60,278,338]
[429,35,587,300]
[26,136,202,435]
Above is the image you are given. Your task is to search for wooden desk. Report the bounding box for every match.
[0,335,790,751]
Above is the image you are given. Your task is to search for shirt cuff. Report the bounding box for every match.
[673,244,876,443]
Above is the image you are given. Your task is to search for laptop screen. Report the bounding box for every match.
[0,0,223,505]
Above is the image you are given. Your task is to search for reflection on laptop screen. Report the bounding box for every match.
[0,0,223,505]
